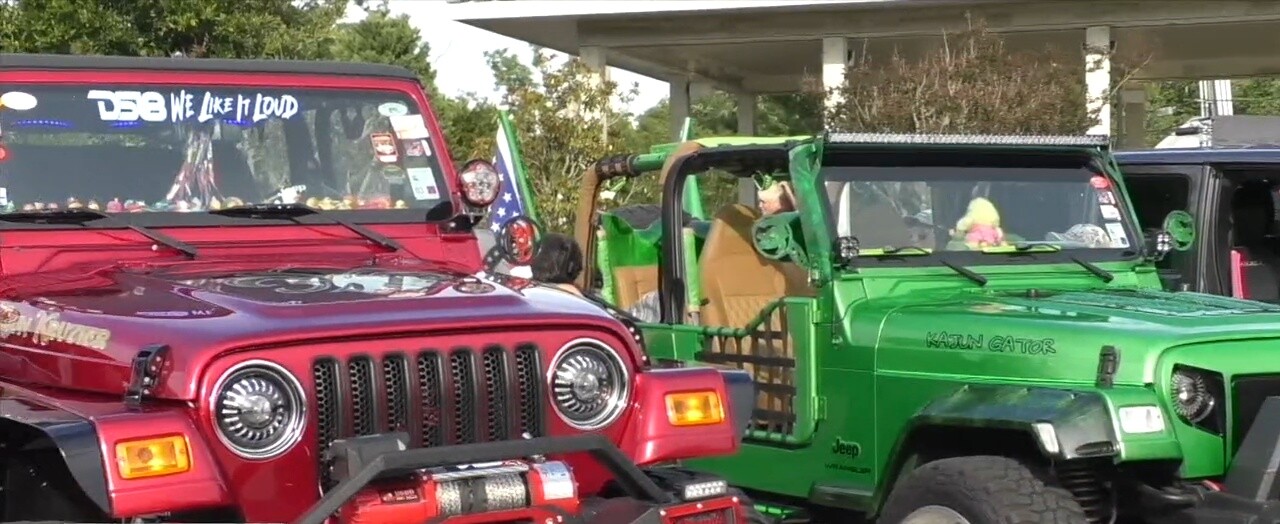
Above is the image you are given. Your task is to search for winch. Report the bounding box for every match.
[337,459,579,523]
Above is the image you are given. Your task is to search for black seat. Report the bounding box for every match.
[1231,182,1280,302]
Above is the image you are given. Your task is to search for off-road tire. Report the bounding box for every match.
[878,456,1088,524]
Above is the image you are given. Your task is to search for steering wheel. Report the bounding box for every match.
[485,216,542,273]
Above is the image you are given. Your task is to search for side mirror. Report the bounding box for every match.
[496,215,542,267]
[1147,210,1195,260]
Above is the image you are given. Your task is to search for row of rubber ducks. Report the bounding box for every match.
[2,196,413,213]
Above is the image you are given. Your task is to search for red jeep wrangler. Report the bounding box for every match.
[0,54,756,524]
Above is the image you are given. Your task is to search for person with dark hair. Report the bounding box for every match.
[530,232,585,296]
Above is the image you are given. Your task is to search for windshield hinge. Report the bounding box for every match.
[815,395,828,420]
[125,344,171,409]
[1095,345,1120,389]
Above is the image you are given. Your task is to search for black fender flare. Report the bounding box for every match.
[0,398,111,516]
[903,384,1119,461]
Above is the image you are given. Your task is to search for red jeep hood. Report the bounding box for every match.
[0,260,618,399]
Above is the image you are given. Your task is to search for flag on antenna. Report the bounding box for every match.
[490,110,537,233]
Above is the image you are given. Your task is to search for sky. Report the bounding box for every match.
[360,0,672,114]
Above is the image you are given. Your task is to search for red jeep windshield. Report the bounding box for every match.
[0,84,450,222]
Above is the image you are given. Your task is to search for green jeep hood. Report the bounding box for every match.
[868,288,1280,386]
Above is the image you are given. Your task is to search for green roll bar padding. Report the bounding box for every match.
[597,228,615,305]
[682,227,701,322]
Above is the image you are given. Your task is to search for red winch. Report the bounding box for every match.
[337,459,580,524]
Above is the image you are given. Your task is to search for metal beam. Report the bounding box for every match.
[577,0,1280,48]
[604,49,748,95]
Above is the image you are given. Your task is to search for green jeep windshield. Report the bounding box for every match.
[0,84,450,226]
[821,154,1139,265]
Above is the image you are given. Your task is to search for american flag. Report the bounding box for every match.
[489,110,536,233]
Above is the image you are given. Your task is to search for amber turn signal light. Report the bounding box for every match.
[115,435,191,480]
[665,391,725,427]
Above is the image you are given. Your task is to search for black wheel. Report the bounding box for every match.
[878,456,1087,524]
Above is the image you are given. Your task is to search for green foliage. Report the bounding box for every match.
[1,0,345,58]
[332,5,435,91]
[824,20,1146,136]
[483,48,637,232]
[1144,81,1198,146]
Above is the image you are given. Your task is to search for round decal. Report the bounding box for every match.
[0,92,37,111]
[1089,175,1111,189]
[378,102,409,117]
[0,145,8,163]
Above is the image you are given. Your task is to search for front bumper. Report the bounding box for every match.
[294,433,749,524]
[1141,396,1280,524]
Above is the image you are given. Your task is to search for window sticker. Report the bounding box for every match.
[1089,175,1111,190]
[0,92,37,111]
[402,139,429,157]
[1097,191,1116,205]
[1105,222,1130,248]
[87,90,299,123]
[405,167,440,200]
[1099,204,1121,221]
[0,188,8,207]
[378,102,409,117]
[378,167,404,185]
[371,133,399,164]
[389,114,430,139]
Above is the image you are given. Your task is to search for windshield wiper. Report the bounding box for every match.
[0,209,197,258]
[1069,256,1114,283]
[940,259,987,286]
[209,203,403,252]
[997,243,1114,283]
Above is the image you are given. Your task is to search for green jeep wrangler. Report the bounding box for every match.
[571,133,1280,524]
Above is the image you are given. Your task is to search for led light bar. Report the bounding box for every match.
[826,132,1110,147]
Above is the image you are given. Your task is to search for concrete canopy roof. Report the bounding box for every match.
[453,0,1280,94]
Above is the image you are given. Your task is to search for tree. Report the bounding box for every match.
[485,48,638,232]
[1,0,345,58]
[332,3,435,91]
[824,19,1147,136]
[326,3,495,164]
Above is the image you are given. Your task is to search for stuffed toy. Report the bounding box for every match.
[952,197,1006,249]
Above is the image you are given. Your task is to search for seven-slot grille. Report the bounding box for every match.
[312,344,544,488]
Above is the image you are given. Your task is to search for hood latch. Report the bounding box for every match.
[125,344,171,408]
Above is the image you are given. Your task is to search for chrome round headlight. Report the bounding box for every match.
[549,339,630,431]
[1171,367,1216,424]
[211,360,306,460]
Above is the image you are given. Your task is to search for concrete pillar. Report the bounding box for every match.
[736,93,757,135]
[737,93,759,205]
[1119,88,1147,150]
[822,36,849,114]
[670,77,691,141]
[579,46,610,142]
[1084,26,1112,136]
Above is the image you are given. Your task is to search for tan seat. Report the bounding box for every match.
[698,204,810,428]
[612,266,658,310]
[699,204,810,328]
